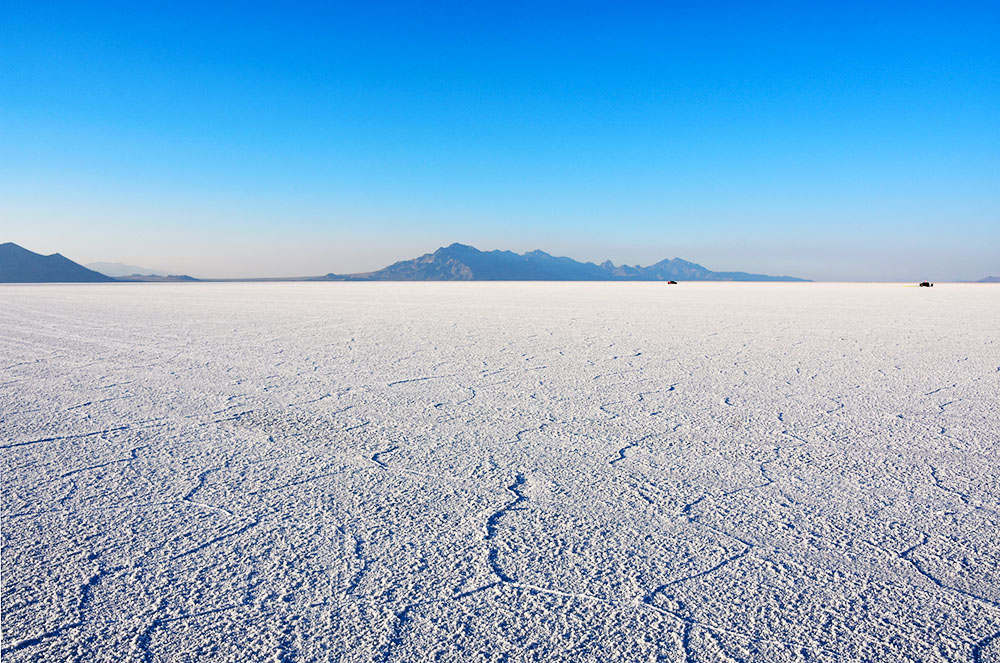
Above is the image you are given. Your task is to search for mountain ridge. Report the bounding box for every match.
[0,242,115,283]
[324,243,809,282]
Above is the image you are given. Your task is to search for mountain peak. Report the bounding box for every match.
[1,243,115,283]
[439,242,476,252]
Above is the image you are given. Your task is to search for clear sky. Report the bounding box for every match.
[2,1,998,280]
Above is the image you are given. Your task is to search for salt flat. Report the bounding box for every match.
[1,282,998,662]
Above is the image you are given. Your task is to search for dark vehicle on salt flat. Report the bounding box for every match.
[919,281,933,287]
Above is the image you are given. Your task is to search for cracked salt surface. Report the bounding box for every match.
[1,282,998,662]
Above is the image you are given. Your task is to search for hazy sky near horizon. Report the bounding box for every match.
[2,2,998,280]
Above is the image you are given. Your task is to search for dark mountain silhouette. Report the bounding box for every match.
[325,243,807,282]
[977,276,1000,283]
[0,243,115,283]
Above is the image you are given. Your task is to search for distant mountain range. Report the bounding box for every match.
[1,242,115,282]
[325,243,809,282]
[86,261,174,278]
[87,261,199,281]
[7,240,993,283]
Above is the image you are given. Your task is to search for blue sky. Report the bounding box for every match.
[2,1,998,279]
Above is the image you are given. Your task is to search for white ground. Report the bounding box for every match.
[1,282,998,662]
